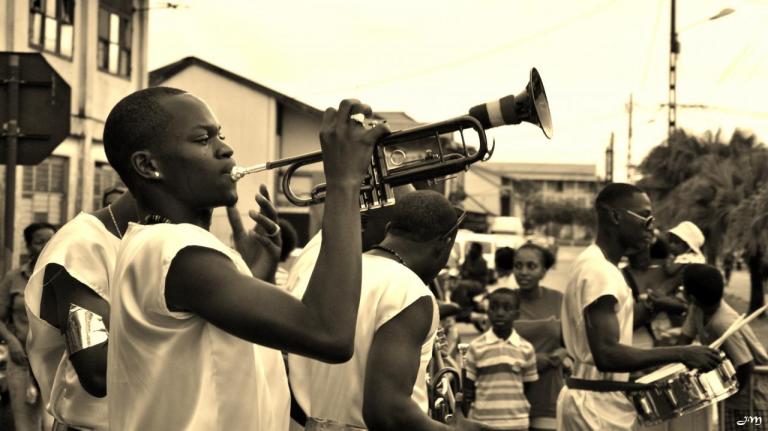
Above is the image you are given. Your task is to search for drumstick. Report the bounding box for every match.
[710,304,768,349]
[709,313,746,349]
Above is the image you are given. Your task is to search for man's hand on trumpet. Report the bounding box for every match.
[226,184,282,282]
[319,99,391,189]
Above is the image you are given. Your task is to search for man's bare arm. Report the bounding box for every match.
[41,264,110,397]
[362,297,452,430]
[585,295,721,372]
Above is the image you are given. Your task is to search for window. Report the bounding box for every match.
[20,156,69,227]
[23,156,68,197]
[98,3,132,77]
[93,162,124,209]
[29,0,75,58]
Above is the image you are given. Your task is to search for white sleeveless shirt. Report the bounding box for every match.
[25,212,116,430]
[107,222,289,431]
[287,233,439,427]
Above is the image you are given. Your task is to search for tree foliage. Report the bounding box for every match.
[528,198,595,228]
[637,128,768,312]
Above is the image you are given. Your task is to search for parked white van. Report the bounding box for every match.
[451,229,523,271]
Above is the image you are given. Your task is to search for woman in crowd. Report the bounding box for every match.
[510,241,568,431]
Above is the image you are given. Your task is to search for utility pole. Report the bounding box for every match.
[627,93,633,182]
[607,133,614,183]
[669,0,680,139]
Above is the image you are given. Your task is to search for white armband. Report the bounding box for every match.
[65,304,108,355]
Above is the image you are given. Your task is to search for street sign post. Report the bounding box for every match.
[0,52,71,273]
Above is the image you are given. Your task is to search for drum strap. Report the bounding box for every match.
[566,377,652,392]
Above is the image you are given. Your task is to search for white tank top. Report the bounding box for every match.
[25,212,116,430]
[107,222,289,431]
[287,233,438,427]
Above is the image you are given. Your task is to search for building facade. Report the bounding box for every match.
[1,0,149,270]
[452,162,600,239]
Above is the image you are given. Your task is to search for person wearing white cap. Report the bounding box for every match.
[667,221,706,264]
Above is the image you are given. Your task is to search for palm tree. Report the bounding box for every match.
[638,129,768,314]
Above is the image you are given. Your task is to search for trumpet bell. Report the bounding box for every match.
[468,67,553,138]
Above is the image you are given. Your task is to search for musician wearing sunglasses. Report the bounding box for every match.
[101,88,392,430]
[557,183,722,431]
[286,190,487,430]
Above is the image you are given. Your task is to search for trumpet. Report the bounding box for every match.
[430,327,461,422]
[231,68,552,211]
[430,329,472,423]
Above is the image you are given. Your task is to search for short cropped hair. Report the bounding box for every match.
[683,264,724,307]
[595,182,645,210]
[495,247,515,271]
[23,222,56,244]
[388,190,457,242]
[103,87,187,186]
[487,287,520,305]
[515,241,556,270]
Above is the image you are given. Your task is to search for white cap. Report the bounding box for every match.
[668,221,705,257]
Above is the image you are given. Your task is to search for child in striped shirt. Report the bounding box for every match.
[465,287,538,430]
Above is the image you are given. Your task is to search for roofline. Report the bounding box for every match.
[149,56,323,119]
[473,164,599,180]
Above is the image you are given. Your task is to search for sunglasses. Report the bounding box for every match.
[438,207,467,241]
[601,206,655,229]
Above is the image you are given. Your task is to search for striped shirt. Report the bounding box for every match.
[466,329,538,430]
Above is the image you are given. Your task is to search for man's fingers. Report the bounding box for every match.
[336,98,361,124]
[259,184,271,202]
[226,206,246,238]
[248,209,280,236]
[365,121,392,141]
[349,103,372,118]
[253,233,282,250]
[321,107,336,130]
[255,192,278,222]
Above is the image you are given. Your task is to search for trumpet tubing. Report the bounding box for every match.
[430,327,464,423]
[230,67,552,210]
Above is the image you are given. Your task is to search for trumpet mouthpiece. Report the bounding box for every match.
[230,166,248,182]
[230,163,267,181]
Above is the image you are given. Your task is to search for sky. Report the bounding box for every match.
[146,0,768,180]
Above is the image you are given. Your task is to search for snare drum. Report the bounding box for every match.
[626,360,738,426]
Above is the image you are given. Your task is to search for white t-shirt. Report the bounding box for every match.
[25,213,116,430]
[287,235,439,428]
[558,244,637,431]
[107,222,289,431]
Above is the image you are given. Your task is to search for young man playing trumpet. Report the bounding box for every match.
[287,190,486,430]
[102,87,391,430]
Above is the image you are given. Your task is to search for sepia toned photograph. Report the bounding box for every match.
[1,1,767,430]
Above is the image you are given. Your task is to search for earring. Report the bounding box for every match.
[154,171,160,178]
